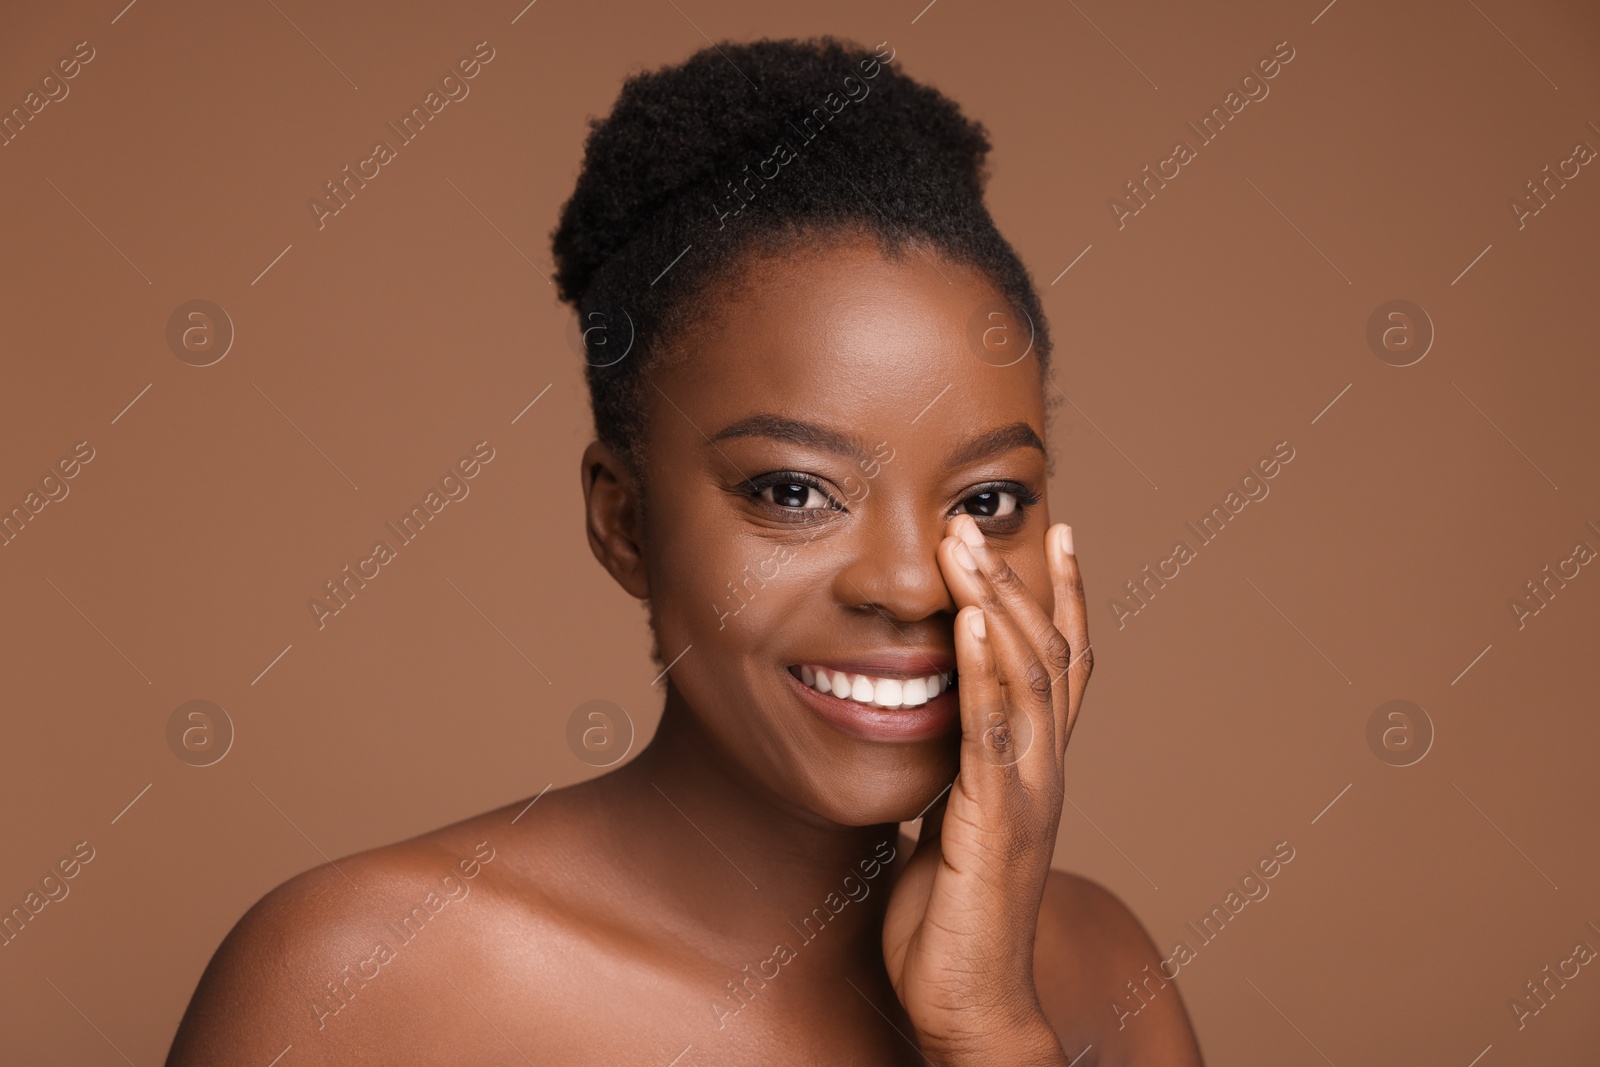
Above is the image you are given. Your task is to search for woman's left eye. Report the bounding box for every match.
[959,489,1020,518]
[762,481,830,510]
[735,472,843,521]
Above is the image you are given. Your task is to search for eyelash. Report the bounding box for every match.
[958,481,1042,531]
[737,472,1040,530]
[738,472,843,521]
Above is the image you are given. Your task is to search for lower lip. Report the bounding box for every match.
[784,668,960,744]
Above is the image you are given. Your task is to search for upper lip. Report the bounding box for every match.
[789,651,956,678]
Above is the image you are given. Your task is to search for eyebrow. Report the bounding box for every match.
[707,413,1046,466]
[709,413,872,461]
[943,421,1047,467]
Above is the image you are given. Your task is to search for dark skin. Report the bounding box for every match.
[167,234,1204,1066]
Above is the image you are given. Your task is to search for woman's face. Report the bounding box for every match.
[636,233,1053,825]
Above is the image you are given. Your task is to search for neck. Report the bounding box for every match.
[598,686,906,974]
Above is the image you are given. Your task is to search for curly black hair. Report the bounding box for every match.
[550,36,1051,477]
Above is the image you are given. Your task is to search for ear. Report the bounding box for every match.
[580,440,650,600]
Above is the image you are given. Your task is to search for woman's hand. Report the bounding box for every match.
[881,515,1093,1066]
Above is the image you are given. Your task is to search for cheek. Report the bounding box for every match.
[648,508,815,653]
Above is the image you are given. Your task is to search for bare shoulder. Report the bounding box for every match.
[165,810,530,1066]
[1033,869,1205,1067]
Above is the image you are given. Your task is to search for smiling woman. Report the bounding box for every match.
[167,35,1204,1067]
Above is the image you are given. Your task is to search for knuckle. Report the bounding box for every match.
[1076,644,1096,679]
[1023,658,1053,704]
[982,712,1015,752]
[1040,628,1072,677]
[977,587,1006,617]
[989,558,1026,595]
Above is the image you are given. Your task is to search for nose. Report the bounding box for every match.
[830,503,956,623]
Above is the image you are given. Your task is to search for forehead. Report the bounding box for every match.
[653,234,1046,433]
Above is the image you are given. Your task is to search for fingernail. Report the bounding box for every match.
[1061,525,1074,555]
[952,540,978,572]
[955,516,984,549]
[970,609,987,639]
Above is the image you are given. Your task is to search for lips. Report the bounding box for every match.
[784,655,960,743]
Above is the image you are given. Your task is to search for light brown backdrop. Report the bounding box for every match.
[2,0,1597,1063]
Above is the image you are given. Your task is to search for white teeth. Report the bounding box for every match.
[796,665,951,710]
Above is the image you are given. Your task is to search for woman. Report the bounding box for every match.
[168,37,1203,1066]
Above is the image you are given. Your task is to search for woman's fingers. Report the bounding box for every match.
[937,519,1060,785]
[940,518,1069,729]
[950,517,1071,678]
[949,605,995,760]
[949,604,1027,799]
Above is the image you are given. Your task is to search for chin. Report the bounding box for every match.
[792,740,960,828]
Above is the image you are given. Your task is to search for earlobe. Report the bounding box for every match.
[580,441,650,600]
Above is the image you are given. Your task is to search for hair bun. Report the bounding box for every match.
[551,36,991,306]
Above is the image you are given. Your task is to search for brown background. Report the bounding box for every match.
[2,0,1597,1063]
